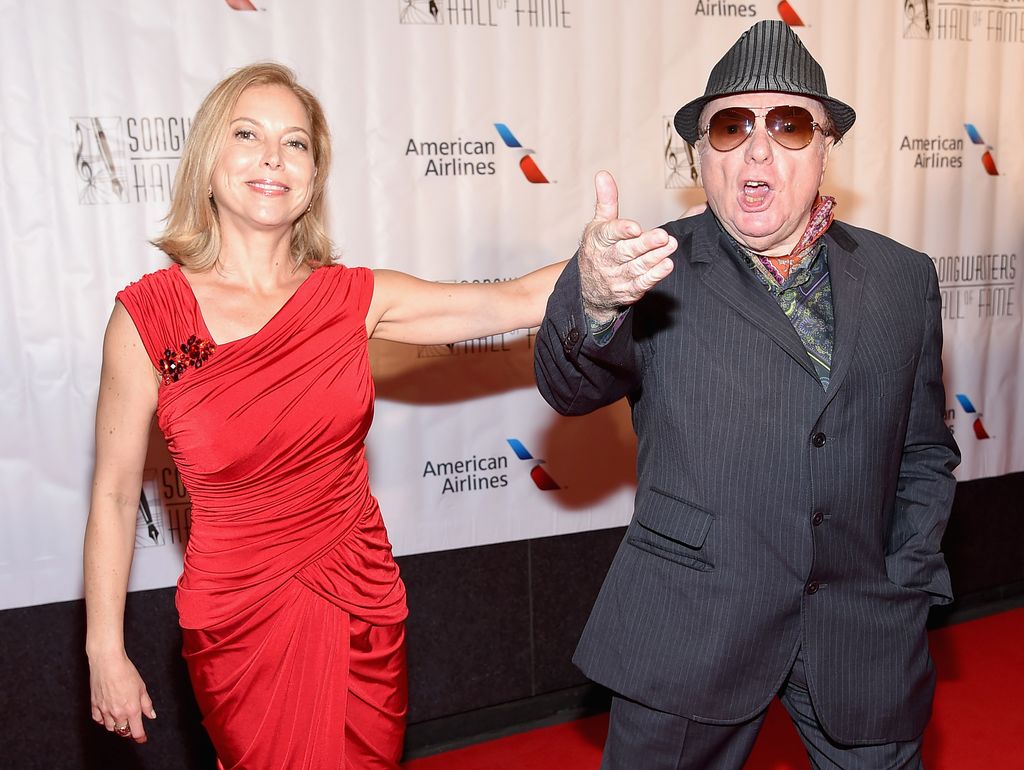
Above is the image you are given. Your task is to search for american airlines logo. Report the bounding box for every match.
[494,123,552,183]
[955,393,994,440]
[506,438,561,490]
[964,123,1000,176]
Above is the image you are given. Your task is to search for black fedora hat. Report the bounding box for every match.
[674,20,856,146]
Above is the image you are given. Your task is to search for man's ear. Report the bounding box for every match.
[820,136,834,175]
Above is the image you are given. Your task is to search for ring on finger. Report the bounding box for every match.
[114,722,132,737]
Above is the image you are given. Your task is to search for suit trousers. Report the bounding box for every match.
[600,649,925,770]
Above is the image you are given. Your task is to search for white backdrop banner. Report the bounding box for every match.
[1,0,1021,610]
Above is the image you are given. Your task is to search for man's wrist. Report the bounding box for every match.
[582,300,620,326]
[587,314,618,336]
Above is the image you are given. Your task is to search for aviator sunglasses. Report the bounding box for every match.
[699,106,832,152]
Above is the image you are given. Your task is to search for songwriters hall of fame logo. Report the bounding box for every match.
[903,0,1024,42]
[398,0,572,27]
[664,116,700,189]
[71,117,129,204]
[135,469,192,548]
[71,114,191,205]
[903,0,933,38]
[400,0,442,22]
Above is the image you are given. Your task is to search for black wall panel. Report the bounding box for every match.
[1,472,1021,768]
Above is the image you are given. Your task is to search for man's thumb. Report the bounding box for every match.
[593,170,619,222]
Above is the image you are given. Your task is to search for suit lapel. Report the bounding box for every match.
[820,222,865,403]
[689,216,819,382]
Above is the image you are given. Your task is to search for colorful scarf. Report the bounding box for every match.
[747,195,836,286]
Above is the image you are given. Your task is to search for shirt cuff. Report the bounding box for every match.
[586,309,625,347]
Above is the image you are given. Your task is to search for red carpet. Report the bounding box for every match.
[406,608,1024,769]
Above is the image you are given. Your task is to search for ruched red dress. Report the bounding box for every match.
[117,263,408,769]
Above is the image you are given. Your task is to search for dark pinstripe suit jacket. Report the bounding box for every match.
[534,210,960,744]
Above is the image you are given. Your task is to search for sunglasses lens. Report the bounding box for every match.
[705,106,820,151]
[707,108,754,151]
[765,106,816,149]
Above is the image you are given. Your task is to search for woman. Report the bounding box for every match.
[83,62,569,769]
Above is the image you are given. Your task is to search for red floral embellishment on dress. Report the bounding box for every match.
[158,335,216,385]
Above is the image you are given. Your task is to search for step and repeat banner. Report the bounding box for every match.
[1,0,1021,610]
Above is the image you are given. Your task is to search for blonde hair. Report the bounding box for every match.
[152,62,334,270]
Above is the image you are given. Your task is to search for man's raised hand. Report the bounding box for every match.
[578,171,677,323]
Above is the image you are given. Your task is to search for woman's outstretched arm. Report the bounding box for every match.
[365,260,568,345]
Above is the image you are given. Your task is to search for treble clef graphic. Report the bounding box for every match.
[74,123,93,184]
[664,119,699,188]
[74,122,103,204]
[904,0,930,37]
[664,119,683,186]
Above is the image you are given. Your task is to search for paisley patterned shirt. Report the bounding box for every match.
[724,231,835,390]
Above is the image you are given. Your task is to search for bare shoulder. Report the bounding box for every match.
[106,301,145,346]
[103,301,158,388]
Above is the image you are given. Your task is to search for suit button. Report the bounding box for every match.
[565,328,581,349]
[811,511,824,526]
[811,432,827,448]
[805,581,820,595]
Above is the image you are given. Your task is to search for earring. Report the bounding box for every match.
[208,186,213,200]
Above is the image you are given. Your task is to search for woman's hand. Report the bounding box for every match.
[88,651,157,743]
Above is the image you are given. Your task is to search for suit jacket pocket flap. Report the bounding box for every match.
[635,487,715,548]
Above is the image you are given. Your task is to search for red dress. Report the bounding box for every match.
[117,263,408,769]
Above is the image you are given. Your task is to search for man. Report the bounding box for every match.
[534,20,959,770]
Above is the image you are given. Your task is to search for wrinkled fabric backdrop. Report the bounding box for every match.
[1,0,1021,610]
